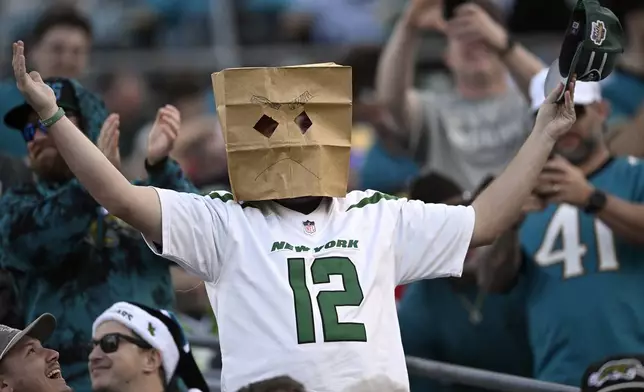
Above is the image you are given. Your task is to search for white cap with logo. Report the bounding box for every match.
[529,60,603,113]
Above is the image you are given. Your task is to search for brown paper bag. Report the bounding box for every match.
[212,63,352,201]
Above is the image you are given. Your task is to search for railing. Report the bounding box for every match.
[406,357,580,392]
[188,334,580,392]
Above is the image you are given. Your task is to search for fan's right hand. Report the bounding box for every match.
[12,41,58,120]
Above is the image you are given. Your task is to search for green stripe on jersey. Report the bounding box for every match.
[205,191,261,209]
[346,192,399,211]
[206,191,234,202]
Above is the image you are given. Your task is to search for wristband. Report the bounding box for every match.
[41,107,65,128]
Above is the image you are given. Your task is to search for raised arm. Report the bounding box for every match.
[448,2,544,100]
[11,41,162,243]
[470,80,577,247]
[376,0,443,134]
[473,227,522,293]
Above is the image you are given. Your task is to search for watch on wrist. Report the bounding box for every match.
[583,190,607,214]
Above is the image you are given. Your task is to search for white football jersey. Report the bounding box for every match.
[144,189,475,392]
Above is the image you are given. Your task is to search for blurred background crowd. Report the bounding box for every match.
[1,0,644,391]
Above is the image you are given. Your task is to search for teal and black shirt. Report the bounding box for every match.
[520,157,644,386]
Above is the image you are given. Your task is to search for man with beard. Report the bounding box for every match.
[0,313,70,392]
[481,68,644,386]
[0,77,197,392]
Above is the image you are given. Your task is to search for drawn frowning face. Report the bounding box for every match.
[212,65,353,201]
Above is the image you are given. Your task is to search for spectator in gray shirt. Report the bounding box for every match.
[376,0,543,191]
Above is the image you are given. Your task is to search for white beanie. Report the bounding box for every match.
[93,302,179,384]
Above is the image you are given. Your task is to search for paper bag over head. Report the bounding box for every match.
[212,63,352,201]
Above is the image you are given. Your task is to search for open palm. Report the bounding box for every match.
[12,41,57,118]
[147,105,181,164]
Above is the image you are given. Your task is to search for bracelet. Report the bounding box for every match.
[41,107,65,128]
[499,36,516,57]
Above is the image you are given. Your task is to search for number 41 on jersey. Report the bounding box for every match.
[535,205,619,278]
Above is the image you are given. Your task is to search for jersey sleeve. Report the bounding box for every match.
[394,200,475,285]
[142,188,232,283]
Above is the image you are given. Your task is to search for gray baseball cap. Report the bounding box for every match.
[0,314,56,363]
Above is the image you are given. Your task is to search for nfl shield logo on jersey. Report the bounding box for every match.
[303,220,316,235]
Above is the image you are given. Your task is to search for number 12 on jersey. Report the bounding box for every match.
[287,257,367,344]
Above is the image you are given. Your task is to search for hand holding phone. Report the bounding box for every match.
[407,0,447,32]
[443,0,468,20]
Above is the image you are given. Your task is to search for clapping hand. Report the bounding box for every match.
[12,41,58,119]
[535,79,577,141]
[98,114,121,171]
[147,105,181,165]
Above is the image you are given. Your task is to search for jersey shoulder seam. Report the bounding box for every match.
[345,191,400,212]
[205,190,233,200]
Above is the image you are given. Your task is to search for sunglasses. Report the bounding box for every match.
[22,121,47,142]
[91,333,152,354]
[21,110,80,142]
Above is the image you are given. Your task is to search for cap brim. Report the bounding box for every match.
[3,103,32,131]
[0,313,56,360]
[4,102,80,132]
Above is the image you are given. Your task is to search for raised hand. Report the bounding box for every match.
[448,3,508,51]
[407,0,447,32]
[98,113,122,171]
[12,41,58,119]
[535,79,577,141]
[147,105,181,165]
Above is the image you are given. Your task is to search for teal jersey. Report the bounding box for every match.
[519,157,644,386]
[398,278,532,392]
[601,69,644,128]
